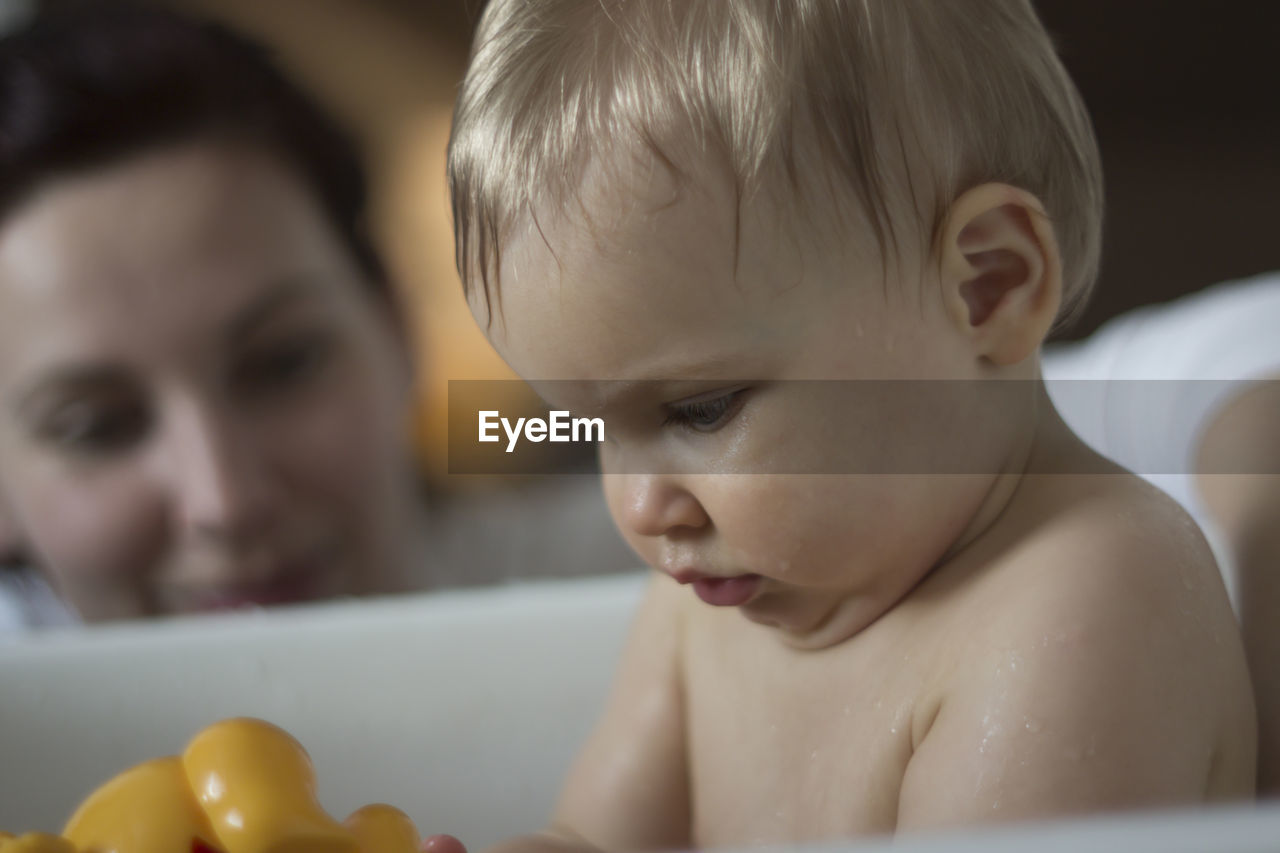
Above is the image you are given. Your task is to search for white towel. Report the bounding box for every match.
[1044,270,1280,607]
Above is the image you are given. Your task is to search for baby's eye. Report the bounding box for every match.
[663,388,748,433]
[37,399,150,455]
[233,332,334,397]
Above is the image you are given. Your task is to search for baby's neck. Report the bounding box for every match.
[937,379,1075,565]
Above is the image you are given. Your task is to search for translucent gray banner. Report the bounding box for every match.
[446,379,1278,476]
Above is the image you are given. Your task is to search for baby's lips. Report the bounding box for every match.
[61,756,221,853]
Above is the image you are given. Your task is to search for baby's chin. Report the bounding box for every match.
[738,585,884,650]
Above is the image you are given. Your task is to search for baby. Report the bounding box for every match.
[445,0,1256,847]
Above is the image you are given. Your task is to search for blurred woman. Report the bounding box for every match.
[0,2,632,630]
[0,1,428,624]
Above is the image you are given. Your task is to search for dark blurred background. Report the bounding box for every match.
[20,0,1280,480]
[1034,1,1280,340]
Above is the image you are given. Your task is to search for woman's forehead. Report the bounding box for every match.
[4,143,328,268]
[1,144,348,300]
[0,146,356,389]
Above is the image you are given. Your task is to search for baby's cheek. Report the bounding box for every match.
[714,477,864,569]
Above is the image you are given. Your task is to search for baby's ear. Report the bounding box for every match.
[936,184,1062,365]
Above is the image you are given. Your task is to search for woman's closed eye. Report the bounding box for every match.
[663,388,748,433]
[36,397,150,455]
[233,331,335,397]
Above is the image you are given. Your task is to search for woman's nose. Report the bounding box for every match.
[613,473,710,539]
[160,403,275,545]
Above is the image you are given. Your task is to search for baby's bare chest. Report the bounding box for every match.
[683,626,938,846]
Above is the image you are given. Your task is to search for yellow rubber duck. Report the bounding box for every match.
[1,718,421,853]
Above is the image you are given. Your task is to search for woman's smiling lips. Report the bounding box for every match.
[174,557,332,612]
[670,569,763,606]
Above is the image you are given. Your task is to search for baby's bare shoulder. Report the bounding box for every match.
[970,475,1242,690]
[898,476,1255,828]
[1004,475,1227,630]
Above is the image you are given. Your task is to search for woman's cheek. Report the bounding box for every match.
[271,381,395,505]
[23,470,163,596]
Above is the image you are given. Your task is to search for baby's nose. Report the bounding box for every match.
[615,474,710,538]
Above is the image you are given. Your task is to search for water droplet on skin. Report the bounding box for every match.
[890,726,898,735]
[1024,719,1042,734]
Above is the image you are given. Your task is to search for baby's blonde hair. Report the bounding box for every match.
[449,0,1103,326]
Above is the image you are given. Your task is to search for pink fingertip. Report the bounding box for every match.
[421,833,468,853]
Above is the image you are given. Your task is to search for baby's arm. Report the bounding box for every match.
[487,575,690,853]
[896,521,1253,829]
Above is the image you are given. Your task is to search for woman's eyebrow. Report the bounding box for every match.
[12,365,133,416]
[224,277,324,344]
[6,280,327,416]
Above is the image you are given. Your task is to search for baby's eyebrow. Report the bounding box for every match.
[590,374,748,413]
[605,351,747,388]
[530,354,752,416]
[589,380,643,412]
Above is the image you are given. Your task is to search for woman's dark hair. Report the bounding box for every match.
[0,0,389,297]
